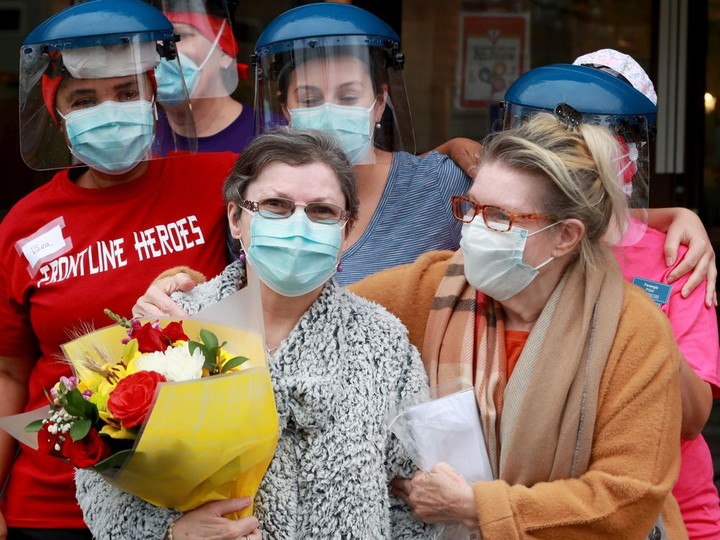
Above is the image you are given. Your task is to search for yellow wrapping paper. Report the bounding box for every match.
[0,274,278,517]
[101,360,277,515]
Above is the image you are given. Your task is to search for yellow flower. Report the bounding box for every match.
[218,348,246,373]
[98,414,137,440]
[122,340,142,375]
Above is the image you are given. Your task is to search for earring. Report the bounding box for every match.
[375,122,382,129]
[337,262,344,273]
[238,252,246,262]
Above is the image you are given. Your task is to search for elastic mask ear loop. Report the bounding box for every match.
[368,96,380,132]
[234,206,250,263]
[197,19,226,72]
[528,220,562,270]
[534,256,554,271]
[613,145,639,197]
[527,220,561,237]
[615,156,635,178]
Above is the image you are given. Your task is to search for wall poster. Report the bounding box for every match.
[457,13,530,109]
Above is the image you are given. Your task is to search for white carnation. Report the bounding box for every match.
[133,343,204,382]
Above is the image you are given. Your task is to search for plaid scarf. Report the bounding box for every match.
[422,247,624,484]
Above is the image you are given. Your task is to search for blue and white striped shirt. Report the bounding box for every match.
[337,151,471,285]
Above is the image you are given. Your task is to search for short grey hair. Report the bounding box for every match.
[223,127,360,226]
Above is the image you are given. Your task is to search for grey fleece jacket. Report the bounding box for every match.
[76,261,433,539]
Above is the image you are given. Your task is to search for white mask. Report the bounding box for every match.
[460,217,558,300]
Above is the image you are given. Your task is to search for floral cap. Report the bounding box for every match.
[573,48,657,106]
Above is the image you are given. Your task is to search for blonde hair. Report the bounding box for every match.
[482,113,628,269]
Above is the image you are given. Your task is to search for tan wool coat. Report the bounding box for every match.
[350,250,686,539]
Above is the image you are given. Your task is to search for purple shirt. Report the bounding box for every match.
[153,104,253,155]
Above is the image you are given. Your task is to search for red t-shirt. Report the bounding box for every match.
[0,153,235,528]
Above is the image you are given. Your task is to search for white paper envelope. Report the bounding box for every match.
[391,388,492,482]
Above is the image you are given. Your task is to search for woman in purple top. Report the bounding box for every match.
[152,0,253,155]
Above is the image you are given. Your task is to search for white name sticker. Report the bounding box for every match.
[14,217,73,277]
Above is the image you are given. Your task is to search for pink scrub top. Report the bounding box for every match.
[614,219,720,539]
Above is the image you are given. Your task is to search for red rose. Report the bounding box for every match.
[61,428,113,468]
[133,323,167,353]
[160,321,189,344]
[107,370,166,429]
[134,321,188,353]
[37,424,62,458]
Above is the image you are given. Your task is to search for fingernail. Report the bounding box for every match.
[681,288,689,298]
[666,256,674,266]
[667,275,675,284]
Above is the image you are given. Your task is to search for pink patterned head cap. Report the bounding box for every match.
[573,48,657,106]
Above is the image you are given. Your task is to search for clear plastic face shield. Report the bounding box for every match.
[152,0,241,103]
[501,101,653,246]
[20,36,197,171]
[253,36,415,165]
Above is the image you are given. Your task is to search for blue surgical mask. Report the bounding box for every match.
[460,217,558,300]
[243,211,343,297]
[60,100,156,175]
[155,51,201,106]
[290,100,376,164]
[155,20,226,106]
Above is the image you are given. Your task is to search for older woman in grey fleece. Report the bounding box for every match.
[74,128,433,540]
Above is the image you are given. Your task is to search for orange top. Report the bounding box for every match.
[505,330,530,379]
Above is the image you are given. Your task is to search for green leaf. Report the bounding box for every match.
[64,389,98,421]
[190,341,216,372]
[190,341,209,360]
[199,328,219,350]
[93,449,134,474]
[25,419,43,433]
[220,356,249,373]
[70,418,93,441]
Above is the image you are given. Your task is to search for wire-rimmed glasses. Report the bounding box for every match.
[240,197,350,225]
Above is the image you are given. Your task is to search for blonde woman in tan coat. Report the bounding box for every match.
[354,112,686,539]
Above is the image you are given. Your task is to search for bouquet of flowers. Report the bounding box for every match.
[0,277,278,516]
